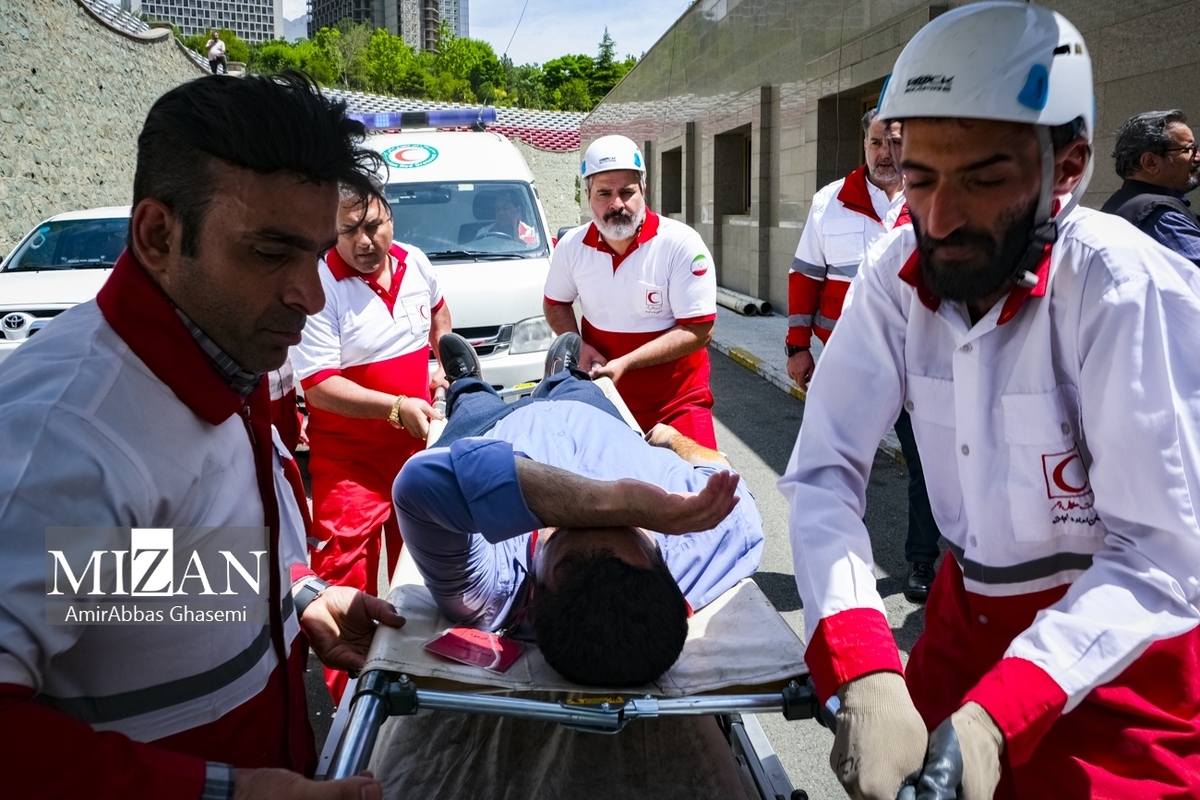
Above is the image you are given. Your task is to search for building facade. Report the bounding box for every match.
[308,0,438,51]
[130,0,283,42]
[582,0,1200,310]
[441,0,466,38]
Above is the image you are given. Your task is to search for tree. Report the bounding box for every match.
[554,77,592,112]
[433,24,505,102]
[332,18,374,89]
[250,40,301,74]
[542,54,593,95]
[589,28,635,101]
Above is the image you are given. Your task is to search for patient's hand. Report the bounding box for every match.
[300,586,406,672]
[617,470,741,535]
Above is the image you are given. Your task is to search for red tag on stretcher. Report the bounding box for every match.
[424,627,525,673]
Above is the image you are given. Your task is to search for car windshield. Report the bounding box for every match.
[385,181,548,261]
[3,217,128,272]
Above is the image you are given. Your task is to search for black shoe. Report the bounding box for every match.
[439,333,482,384]
[904,562,936,603]
[543,332,582,380]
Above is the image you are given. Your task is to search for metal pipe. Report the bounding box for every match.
[648,694,783,716]
[416,690,624,729]
[716,287,757,316]
[716,286,773,317]
[326,671,391,779]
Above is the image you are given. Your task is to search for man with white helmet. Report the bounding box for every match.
[779,3,1200,799]
[543,135,719,447]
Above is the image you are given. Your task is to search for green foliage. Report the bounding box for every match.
[238,25,636,112]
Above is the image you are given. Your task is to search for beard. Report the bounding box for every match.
[1185,170,1200,193]
[594,204,645,240]
[914,199,1039,303]
[870,161,901,186]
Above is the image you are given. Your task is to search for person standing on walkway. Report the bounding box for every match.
[787,109,942,601]
[1100,109,1200,267]
[781,4,1200,798]
[543,135,720,447]
[291,190,451,702]
[206,31,227,75]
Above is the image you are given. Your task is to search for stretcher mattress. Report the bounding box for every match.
[362,547,808,695]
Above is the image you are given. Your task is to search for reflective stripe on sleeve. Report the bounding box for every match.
[789,314,814,328]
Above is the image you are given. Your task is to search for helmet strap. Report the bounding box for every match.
[1013,126,1060,289]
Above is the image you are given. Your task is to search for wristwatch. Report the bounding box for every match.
[785,345,810,357]
[388,394,408,430]
[293,577,331,619]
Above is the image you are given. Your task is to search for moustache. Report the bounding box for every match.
[604,208,635,223]
[261,308,308,335]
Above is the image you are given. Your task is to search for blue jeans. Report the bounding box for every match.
[894,409,942,564]
[437,372,625,445]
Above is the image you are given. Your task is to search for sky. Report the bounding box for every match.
[281,0,692,67]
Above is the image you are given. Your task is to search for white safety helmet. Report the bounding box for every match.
[879,2,1094,278]
[582,135,646,179]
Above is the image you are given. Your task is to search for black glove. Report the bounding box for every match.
[896,702,1003,800]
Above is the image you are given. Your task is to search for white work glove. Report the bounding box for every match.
[829,671,928,800]
[898,701,1004,800]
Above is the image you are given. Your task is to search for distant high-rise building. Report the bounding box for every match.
[440,0,466,39]
[134,0,283,42]
[308,0,439,51]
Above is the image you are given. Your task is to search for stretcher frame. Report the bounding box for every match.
[317,379,836,798]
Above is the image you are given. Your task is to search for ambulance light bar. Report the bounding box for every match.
[351,108,498,131]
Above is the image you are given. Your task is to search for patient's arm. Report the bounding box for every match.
[645,423,731,467]
[514,458,739,535]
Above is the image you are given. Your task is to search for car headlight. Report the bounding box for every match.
[509,315,555,354]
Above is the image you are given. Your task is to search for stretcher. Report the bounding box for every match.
[316,380,834,798]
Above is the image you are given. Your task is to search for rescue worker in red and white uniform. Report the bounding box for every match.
[787,110,944,603]
[786,111,908,388]
[544,135,719,447]
[0,75,401,799]
[292,191,451,700]
[779,4,1200,799]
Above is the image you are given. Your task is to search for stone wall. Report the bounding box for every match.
[512,138,582,237]
[0,0,204,253]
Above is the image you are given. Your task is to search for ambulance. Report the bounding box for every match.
[358,109,557,394]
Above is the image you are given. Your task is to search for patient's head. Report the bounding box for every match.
[532,526,689,686]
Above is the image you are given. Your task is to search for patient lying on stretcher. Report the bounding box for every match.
[391,333,764,687]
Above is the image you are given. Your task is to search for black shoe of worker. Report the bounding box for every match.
[904,562,936,603]
[543,332,583,380]
[439,333,482,385]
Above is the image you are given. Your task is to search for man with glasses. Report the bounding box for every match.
[1102,109,1200,267]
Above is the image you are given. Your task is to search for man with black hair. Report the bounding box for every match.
[392,333,763,688]
[1101,109,1200,267]
[0,73,400,799]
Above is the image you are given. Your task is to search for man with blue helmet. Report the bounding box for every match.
[780,3,1200,798]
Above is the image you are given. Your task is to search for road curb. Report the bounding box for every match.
[711,336,905,463]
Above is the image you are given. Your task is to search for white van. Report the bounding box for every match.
[367,130,556,393]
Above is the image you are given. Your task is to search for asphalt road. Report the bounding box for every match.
[303,348,936,799]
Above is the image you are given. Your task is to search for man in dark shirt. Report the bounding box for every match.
[1101,109,1200,267]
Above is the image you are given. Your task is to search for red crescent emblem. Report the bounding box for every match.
[1051,453,1088,494]
[395,148,423,163]
[647,291,661,304]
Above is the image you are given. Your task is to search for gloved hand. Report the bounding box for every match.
[896,701,1004,800]
[829,671,929,800]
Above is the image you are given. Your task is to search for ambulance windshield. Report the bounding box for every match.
[385,181,548,261]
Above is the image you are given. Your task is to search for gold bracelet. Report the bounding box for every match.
[388,394,408,430]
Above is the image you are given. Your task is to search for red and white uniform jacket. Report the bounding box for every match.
[0,251,315,798]
[290,242,444,459]
[779,207,1200,764]
[544,211,717,421]
[787,165,908,347]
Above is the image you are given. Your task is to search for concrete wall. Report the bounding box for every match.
[512,138,582,238]
[583,0,1200,311]
[0,0,204,253]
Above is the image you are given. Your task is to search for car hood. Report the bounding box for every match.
[428,257,550,327]
[0,269,113,309]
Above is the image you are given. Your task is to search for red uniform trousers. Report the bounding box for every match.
[906,557,1200,799]
[583,318,718,449]
[308,437,422,701]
